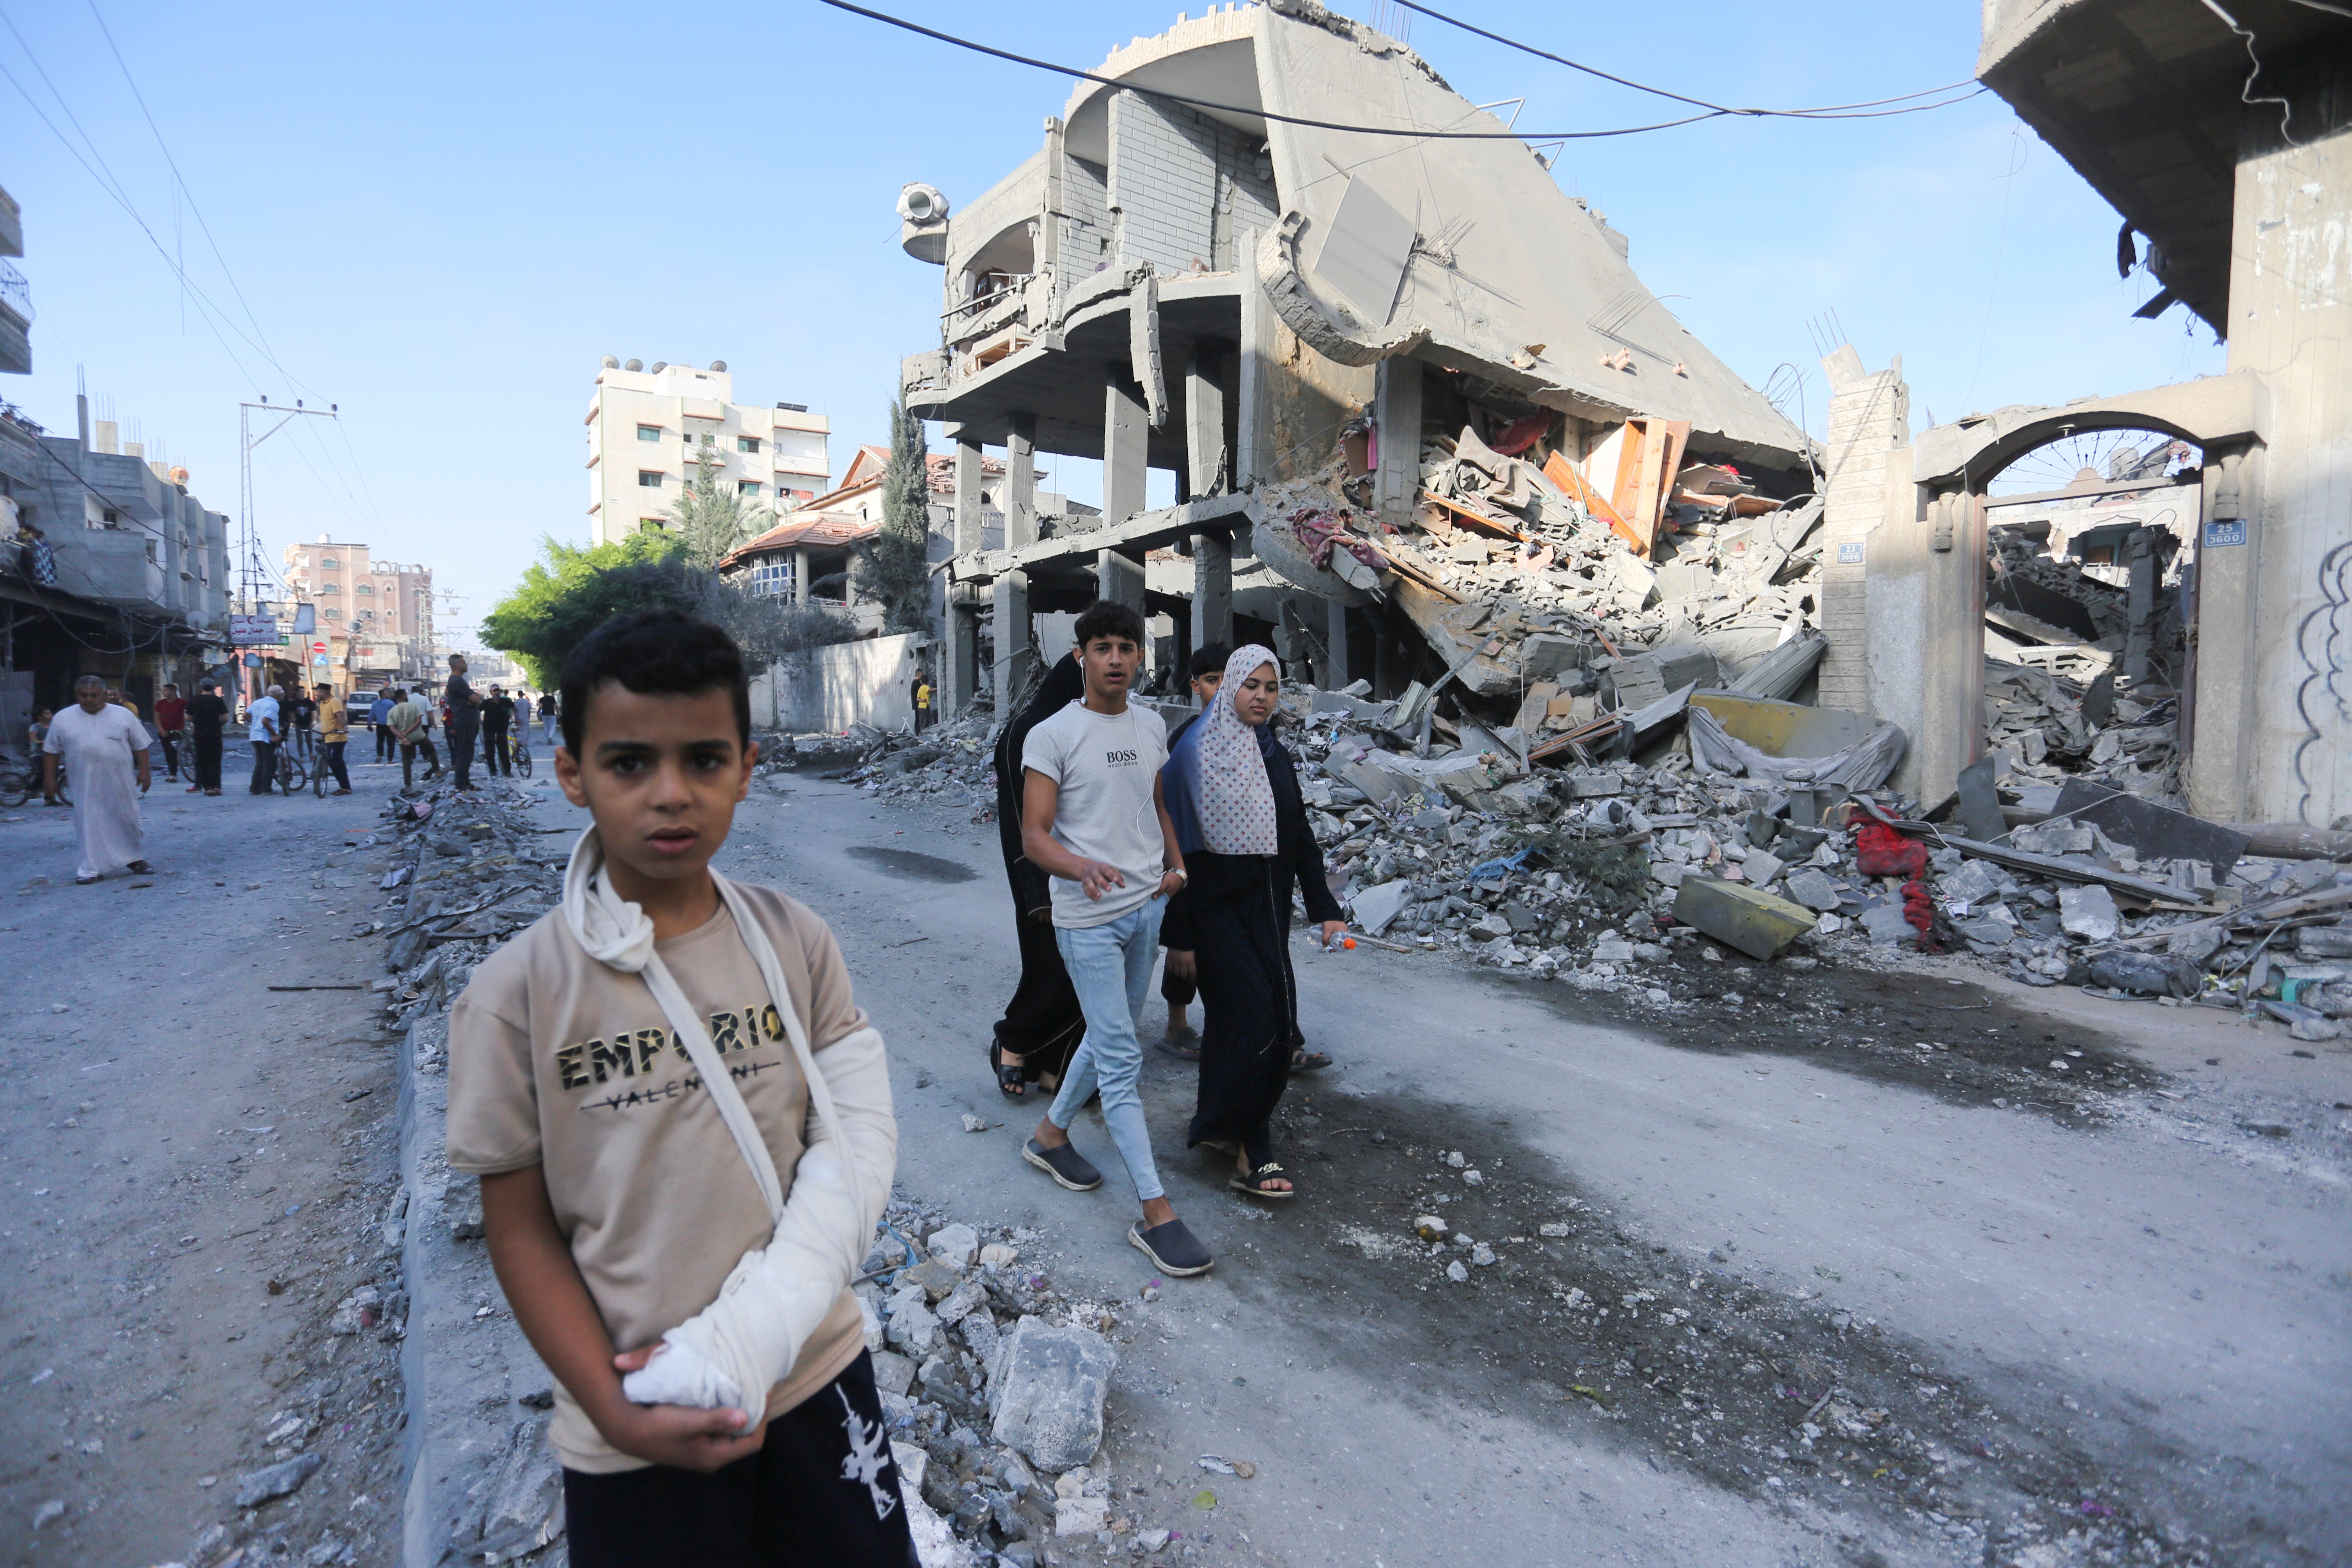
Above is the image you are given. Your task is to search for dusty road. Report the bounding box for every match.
[718,771,2351,1568]
[3,745,2343,1568]
[0,740,410,1568]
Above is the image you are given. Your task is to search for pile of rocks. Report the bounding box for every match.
[844,715,1000,820]
[863,683,2352,1035]
[860,1203,1147,1566]
[374,782,569,1021]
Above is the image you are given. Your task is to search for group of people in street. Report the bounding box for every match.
[26,654,563,890]
[988,601,1339,1278]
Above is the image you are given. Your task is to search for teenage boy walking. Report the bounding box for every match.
[450,610,913,1567]
[1018,601,1209,1276]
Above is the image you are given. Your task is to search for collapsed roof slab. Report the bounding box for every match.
[1232,0,1811,468]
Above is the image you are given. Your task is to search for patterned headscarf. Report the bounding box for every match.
[1163,644,1281,856]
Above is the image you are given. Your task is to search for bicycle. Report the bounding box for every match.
[510,731,533,779]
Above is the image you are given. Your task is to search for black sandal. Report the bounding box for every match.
[1291,1048,1333,1071]
[1230,1161,1296,1199]
[993,1043,1026,1098]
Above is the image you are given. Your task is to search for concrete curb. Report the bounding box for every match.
[394,996,566,1566]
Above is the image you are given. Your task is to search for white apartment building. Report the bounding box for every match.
[585,358,831,547]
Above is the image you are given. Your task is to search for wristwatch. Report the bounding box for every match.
[1168,868,1189,884]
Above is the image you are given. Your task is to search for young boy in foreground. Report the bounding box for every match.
[447,610,914,1567]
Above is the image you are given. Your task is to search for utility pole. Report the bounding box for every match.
[236,397,337,703]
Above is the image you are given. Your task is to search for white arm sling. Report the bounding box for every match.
[560,829,890,1419]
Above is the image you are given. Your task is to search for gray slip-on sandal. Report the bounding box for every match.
[1023,1137,1103,1192]
[1129,1218,1214,1276]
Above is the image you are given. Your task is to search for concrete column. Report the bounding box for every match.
[947,585,980,716]
[1098,548,1146,614]
[793,546,811,604]
[1816,349,1909,716]
[1185,343,1227,498]
[1326,599,1352,686]
[1105,369,1148,525]
[1004,412,1038,550]
[1373,355,1423,527]
[2203,104,2350,825]
[1192,529,1234,650]
[2123,527,2160,687]
[953,437,985,555]
[991,570,1033,710]
[1909,486,1987,808]
[2186,445,2260,821]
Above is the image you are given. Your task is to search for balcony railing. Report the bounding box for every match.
[0,261,31,323]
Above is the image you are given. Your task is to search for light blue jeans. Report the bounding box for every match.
[1049,899,1167,1203]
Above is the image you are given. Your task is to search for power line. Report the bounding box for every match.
[816,0,1984,139]
[79,0,312,398]
[1390,0,1981,120]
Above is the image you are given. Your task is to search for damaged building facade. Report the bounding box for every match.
[904,0,2349,841]
[1818,0,2352,831]
[903,0,1820,736]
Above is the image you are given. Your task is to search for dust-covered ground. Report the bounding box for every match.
[742,768,2351,1568]
[0,742,412,1568]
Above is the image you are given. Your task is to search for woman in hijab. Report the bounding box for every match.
[1161,646,1344,1198]
[988,651,1089,1097]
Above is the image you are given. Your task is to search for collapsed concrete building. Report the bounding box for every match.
[904,2,1818,715]
[904,0,2352,838]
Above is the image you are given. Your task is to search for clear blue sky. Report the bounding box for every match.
[1,0,2222,644]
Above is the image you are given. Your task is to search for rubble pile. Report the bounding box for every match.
[861,676,2350,1034]
[372,781,569,1018]
[859,1200,1178,1566]
[835,714,1000,818]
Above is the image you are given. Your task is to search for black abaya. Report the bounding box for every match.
[989,655,1088,1086]
[1185,727,1343,1158]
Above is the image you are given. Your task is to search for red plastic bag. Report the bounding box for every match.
[1853,822,1928,879]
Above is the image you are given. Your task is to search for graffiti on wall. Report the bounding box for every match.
[2292,540,2352,828]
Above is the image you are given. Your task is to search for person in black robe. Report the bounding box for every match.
[988,652,1089,1097]
[1162,648,1345,1197]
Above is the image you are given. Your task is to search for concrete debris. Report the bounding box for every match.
[232,1452,323,1509]
[846,1198,1158,1561]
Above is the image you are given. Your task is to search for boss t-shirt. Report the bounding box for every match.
[445,885,869,1473]
[1021,700,1169,928]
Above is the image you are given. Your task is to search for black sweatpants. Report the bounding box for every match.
[249,740,277,794]
[483,725,511,776]
[562,1352,919,1568]
[192,732,222,791]
[158,731,182,778]
[376,725,396,762]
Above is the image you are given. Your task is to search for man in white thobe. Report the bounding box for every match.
[43,675,153,884]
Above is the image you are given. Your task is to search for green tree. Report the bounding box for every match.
[853,398,934,635]
[482,528,859,693]
[666,444,775,572]
[480,532,694,688]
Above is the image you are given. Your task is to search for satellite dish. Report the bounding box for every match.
[602,355,619,369]
[898,183,949,223]
[710,360,727,372]
[650,362,667,373]
[624,359,643,372]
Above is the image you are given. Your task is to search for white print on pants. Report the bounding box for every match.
[838,1385,900,1521]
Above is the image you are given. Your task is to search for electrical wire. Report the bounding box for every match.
[1390,0,1981,119]
[817,1,1982,140]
